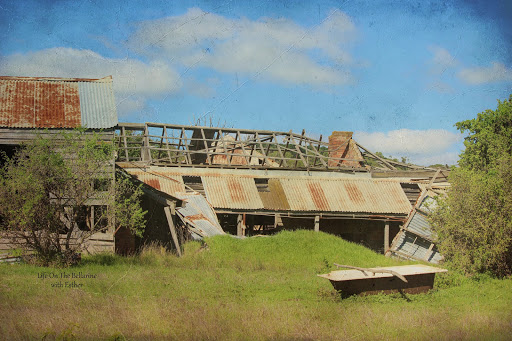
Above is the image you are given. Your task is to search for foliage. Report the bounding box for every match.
[431,95,512,277]
[111,172,146,238]
[0,129,146,266]
[456,95,512,171]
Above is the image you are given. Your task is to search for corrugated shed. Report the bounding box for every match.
[202,176,264,210]
[175,192,225,239]
[127,170,185,196]
[393,232,443,264]
[280,178,411,214]
[0,76,117,129]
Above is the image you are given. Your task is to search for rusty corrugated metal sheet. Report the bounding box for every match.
[120,166,411,214]
[174,192,225,239]
[0,76,117,129]
[258,178,290,210]
[280,178,411,214]
[126,170,185,196]
[202,176,264,210]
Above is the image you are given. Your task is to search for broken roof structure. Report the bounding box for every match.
[0,73,448,261]
[115,122,447,260]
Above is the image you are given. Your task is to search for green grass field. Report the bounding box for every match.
[1,230,511,340]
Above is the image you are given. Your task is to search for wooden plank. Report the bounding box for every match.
[255,132,271,166]
[424,243,435,261]
[237,214,245,237]
[181,128,192,165]
[314,215,320,232]
[218,129,232,166]
[163,126,172,163]
[384,221,390,254]
[272,133,288,167]
[121,126,130,161]
[164,205,182,257]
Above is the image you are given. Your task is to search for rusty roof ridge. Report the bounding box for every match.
[0,75,113,83]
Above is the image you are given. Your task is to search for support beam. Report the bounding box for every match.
[164,205,182,257]
[384,221,390,255]
[314,215,320,232]
[237,214,246,237]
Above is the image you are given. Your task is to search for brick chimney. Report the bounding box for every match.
[328,131,364,168]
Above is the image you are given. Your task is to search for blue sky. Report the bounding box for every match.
[1,0,511,165]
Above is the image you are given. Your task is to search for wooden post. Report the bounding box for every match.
[237,214,244,237]
[314,215,320,232]
[164,206,182,257]
[424,243,435,261]
[384,221,390,255]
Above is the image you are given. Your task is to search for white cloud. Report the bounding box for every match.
[458,62,512,85]
[428,46,458,73]
[0,47,183,115]
[128,7,356,87]
[413,152,460,166]
[354,129,462,166]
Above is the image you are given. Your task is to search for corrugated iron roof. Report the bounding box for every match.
[202,176,264,210]
[127,170,185,196]
[122,166,411,214]
[0,76,117,129]
[175,192,225,239]
[280,178,411,214]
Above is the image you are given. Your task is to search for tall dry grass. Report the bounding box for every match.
[1,230,511,340]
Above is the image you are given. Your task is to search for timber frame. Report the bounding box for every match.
[115,122,435,172]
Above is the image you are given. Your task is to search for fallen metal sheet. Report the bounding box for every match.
[174,192,225,239]
[389,190,444,263]
[318,264,447,297]
[392,232,443,263]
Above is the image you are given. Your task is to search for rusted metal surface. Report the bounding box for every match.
[388,190,444,263]
[126,170,185,196]
[120,165,411,215]
[280,178,412,214]
[318,264,447,297]
[258,178,291,211]
[174,192,225,239]
[0,76,117,129]
[201,176,264,210]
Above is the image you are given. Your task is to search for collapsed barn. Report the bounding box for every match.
[0,75,449,263]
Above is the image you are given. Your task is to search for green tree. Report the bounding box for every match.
[0,129,146,266]
[431,95,512,277]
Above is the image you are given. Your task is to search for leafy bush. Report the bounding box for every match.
[431,95,512,277]
[0,129,146,266]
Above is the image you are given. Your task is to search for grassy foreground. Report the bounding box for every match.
[1,230,511,340]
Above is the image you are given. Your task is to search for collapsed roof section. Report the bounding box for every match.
[0,76,117,129]
[121,166,412,218]
[115,122,437,173]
